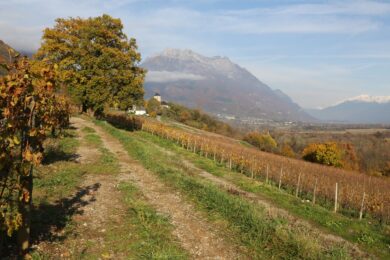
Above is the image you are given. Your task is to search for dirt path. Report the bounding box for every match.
[72,117,241,259]
[137,135,369,258]
[71,119,129,258]
[35,118,131,258]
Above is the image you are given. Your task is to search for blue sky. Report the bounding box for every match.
[1,0,389,108]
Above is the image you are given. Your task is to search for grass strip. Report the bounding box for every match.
[102,182,189,259]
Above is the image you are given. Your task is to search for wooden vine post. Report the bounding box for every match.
[251,160,256,179]
[312,178,318,204]
[359,192,366,220]
[334,182,338,213]
[193,140,197,153]
[266,164,269,184]
[240,155,244,174]
[229,154,232,170]
[278,167,283,190]
[296,172,301,197]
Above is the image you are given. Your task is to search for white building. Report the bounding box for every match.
[154,93,161,103]
[129,105,147,116]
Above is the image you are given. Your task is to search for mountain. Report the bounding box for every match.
[0,40,17,75]
[306,95,390,124]
[142,49,314,122]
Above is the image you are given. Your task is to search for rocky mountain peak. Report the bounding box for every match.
[142,48,314,122]
[158,48,205,62]
[145,48,245,80]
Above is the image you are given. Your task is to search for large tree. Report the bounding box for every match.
[35,14,145,114]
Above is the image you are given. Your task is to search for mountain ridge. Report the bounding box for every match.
[142,48,314,122]
[306,95,390,124]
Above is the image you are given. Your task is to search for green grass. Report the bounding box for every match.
[82,126,120,175]
[33,125,119,208]
[133,129,390,259]
[81,126,96,133]
[35,131,82,202]
[96,120,355,259]
[103,182,188,259]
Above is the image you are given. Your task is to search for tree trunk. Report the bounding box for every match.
[17,165,33,256]
[82,102,88,113]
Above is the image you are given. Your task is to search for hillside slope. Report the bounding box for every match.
[0,40,17,75]
[142,49,314,122]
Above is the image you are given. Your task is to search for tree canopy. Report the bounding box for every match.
[35,14,145,114]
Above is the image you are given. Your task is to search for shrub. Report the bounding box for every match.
[243,132,278,152]
[302,142,343,168]
[280,144,295,158]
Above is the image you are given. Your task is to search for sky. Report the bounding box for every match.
[1,0,389,108]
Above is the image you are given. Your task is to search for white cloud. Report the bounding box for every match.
[1,1,387,54]
[145,70,205,82]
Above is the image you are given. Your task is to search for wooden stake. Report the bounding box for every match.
[359,192,366,220]
[334,182,338,213]
[266,164,269,184]
[251,160,255,179]
[295,172,301,197]
[312,178,318,204]
[278,167,283,190]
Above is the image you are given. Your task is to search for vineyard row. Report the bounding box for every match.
[139,119,390,222]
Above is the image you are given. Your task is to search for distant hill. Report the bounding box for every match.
[0,40,17,75]
[142,49,314,122]
[306,95,390,124]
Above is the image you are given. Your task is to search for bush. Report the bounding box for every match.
[302,142,343,168]
[280,144,295,158]
[243,132,277,152]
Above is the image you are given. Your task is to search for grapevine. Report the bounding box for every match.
[0,57,70,253]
